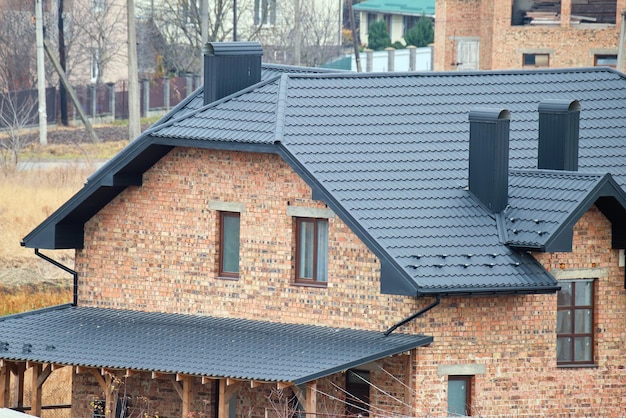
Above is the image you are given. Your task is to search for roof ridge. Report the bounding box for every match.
[510,168,608,178]
[285,66,616,80]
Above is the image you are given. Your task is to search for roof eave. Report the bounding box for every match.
[417,284,562,297]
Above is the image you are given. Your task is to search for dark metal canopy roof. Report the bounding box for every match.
[0,305,432,385]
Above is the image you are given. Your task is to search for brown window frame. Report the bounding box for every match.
[295,217,328,285]
[557,280,595,366]
[594,54,617,68]
[522,53,550,68]
[219,211,240,279]
[448,375,472,416]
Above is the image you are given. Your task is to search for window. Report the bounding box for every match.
[90,49,100,83]
[594,54,617,68]
[367,13,378,29]
[403,15,419,35]
[91,0,105,13]
[295,218,328,284]
[523,53,549,67]
[219,212,240,278]
[345,370,370,416]
[448,376,471,416]
[557,280,594,365]
[254,0,276,26]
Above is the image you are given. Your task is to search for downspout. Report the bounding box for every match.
[384,295,440,336]
[34,248,78,306]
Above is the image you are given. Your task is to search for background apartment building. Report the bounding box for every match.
[434,0,626,71]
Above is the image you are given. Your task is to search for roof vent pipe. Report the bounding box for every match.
[203,42,263,105]
[537,99,581,171]
[468,108,511,213]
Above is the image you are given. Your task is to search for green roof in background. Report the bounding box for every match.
[352,0,435,16]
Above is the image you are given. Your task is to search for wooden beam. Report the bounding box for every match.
[169,376,184,400]
[201,376,216,385]
[405,351,415,416]
[277,381,293,390]
[293,386,305,409]
[90,369,107,392]
[151,371,162,379]
[104,373,113,418]
[30,363,42,417]
[250,380,264,388]
[218,379,242,418]
[182,376,191,418]
[37,363,52,388]
[14,362,25,410]
[124,369,137,378]
[0,362,10,408]
[305,381,317,417]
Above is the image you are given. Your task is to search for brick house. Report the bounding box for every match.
[434,0,626,71]
[2,42,626,417]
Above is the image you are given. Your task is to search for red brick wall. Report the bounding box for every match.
[74,149,626,416]
[435,0,626,71]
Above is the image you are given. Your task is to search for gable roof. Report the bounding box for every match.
[352,0,435,17]
[0,305,432,385]
[504,170,626,251]
[21,67,626,296]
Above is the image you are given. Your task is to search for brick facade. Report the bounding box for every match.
[73,148,626,416]
[434,0,626,71]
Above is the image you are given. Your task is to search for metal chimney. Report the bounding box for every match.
[203,42,263,105]
[468,108,511,213]
[537,99,581,171]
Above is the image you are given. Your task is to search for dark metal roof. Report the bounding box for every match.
[505,170,626,251]
[21,67,626,295]
[0,305,432,385]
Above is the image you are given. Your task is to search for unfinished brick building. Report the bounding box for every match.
[435,0,626,71]
[2,43,626,417]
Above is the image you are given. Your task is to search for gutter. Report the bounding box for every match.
[33,249,78,306]
[384,295,440,336]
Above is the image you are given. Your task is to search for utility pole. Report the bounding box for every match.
[128,0,141,140]
[35,0,47,145]
[58,0,68,126]
[347,0,361,72]
[201,0,208,80]
[233,0,238,41]
[294,0,301,65]
[618,10,626,73]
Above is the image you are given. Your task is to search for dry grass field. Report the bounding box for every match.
[1,129,128,314]
[0,128,128,417]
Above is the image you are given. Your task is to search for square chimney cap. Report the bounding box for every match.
[538,99,580,113]
[468,108,510,122]
[203,42,264,56]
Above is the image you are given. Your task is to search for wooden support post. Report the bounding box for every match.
[105,373,114,418]
[14,362,25,410]
[218,379,242,418]
[305,381,317,417]
[405,352,415,416]
[182,376,191,418]
[0,362,10,408]
[30,363,42,417]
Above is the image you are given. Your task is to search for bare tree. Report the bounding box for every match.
[0,91,38,170]
[61,0,127,85]
[250,0,344,67]
[0,9,37,92]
